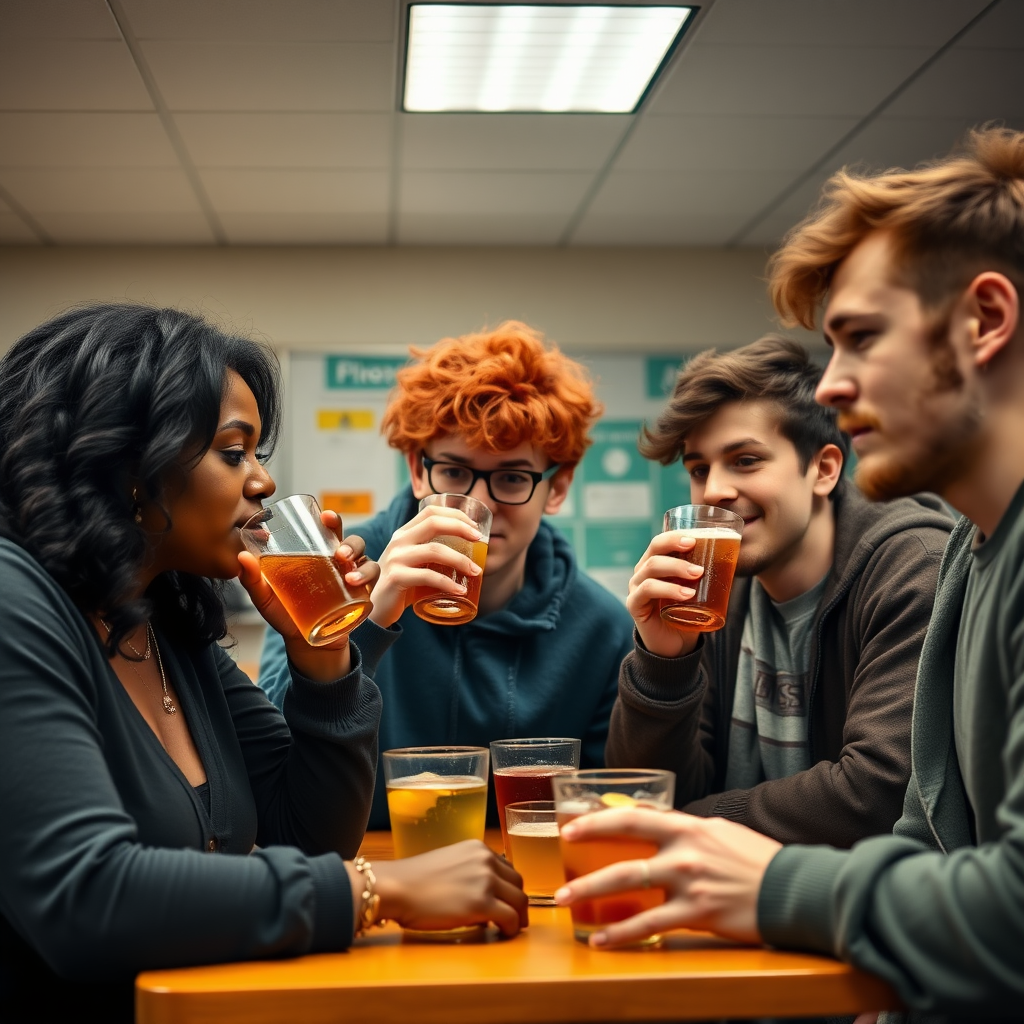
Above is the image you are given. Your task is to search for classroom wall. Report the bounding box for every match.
[0,245,815,358]
[0,243,816,678]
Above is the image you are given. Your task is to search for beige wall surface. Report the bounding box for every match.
[0,245,814,357]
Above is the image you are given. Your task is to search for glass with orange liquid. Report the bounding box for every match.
[659,505,743,632]
[240,494,371,645]
[490,737,580,857]
[411,493,491,625]
[552,768,676,947]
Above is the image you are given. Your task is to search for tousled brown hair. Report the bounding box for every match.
[641,335,847,471]
[769,125,1024,329]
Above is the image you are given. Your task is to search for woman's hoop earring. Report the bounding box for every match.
[132,487,143,524]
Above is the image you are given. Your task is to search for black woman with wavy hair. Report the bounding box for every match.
[0,304,526,1024]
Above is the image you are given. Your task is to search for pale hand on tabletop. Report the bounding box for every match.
[628,531,707,658]
[237,510,379,682]
[366,505,484,628]
[555,808,781,948]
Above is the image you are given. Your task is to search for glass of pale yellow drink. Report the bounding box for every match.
[382,745,490,941]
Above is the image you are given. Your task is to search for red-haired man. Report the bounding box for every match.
[554,127,1024,1021]
[260,322,634,829]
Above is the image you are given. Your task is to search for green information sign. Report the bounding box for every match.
[645,356,687,399]
[325,355,407,390]
[581,421,648,484]
[584,523,652,570]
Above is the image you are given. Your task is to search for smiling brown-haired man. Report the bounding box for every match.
[556,126,1024,1022]
[605,335,953,847]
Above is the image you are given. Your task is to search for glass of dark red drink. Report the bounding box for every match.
[490,737,581,857]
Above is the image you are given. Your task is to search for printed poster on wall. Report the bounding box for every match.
[285,352,692,600]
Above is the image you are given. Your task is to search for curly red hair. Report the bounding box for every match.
[381,321,601,466]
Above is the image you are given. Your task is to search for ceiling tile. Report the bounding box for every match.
[884,47,1024,118]
[400,114,629,171]
[0,41,152,111]
[396,213,569,245]
[955,0,1024,48]
[574,167,794,244]
[693,0,990,47]
[34,211,215,244]
[141,42,395,112]
[834,115,1024,172]
[617,115,859,171]
[120,0,394,43]
[1,0,120,39]
[399,171,593,215]
[219,212,388,244]
[732,177,826,249]
[0,113,176,167]
[0,168,201,213]
[0,199,41,243]
[647,44,935,117]
[199,169,389,214]
[572,212,762,246]
[175,113,392,169]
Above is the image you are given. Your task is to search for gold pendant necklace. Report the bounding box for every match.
[102,619,177,716]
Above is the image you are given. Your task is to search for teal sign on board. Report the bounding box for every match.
[645,356,687,398]
[325,356,407,390]
[581,421,647,484]
[585,523,652,570]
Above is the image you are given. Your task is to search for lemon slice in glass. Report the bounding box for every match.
[599,792,637,809]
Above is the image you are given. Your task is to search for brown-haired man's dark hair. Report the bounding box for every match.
[640,335,849,472]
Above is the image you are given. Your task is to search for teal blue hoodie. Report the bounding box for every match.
[259,486,635,830]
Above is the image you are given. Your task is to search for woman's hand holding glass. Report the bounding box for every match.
[627,532,707,659]
[350,840,528,938]
[554,807,781,949]
[366,505,484,628]
[238,510,380,682]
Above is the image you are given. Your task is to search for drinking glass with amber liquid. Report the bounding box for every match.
[411,493,491,625]
[383,745,490,941]
[552,769,675,948]
[659,505,743,632]
[504,801,563,906]
[240,494,372,646]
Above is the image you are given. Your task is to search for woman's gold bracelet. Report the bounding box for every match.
[353,856,388,937]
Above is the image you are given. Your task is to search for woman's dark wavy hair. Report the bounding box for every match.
[0,303,281,655]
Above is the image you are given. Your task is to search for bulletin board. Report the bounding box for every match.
[283,351,693,601]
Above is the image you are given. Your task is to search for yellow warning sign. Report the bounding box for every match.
[317,409,375,431]
[321,491,373,515]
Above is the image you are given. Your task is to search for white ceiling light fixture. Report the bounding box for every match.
[403,4,695,114]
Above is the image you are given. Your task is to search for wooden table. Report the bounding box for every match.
[136,831,900,1024]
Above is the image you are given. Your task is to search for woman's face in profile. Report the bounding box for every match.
[147,370,275,580]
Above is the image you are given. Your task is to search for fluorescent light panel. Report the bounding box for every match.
[404,4,693,113]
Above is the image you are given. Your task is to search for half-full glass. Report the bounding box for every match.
[504,801,563,906]
[552,768,675,947]
[490,737,581,857]
[240,494,372,646]
[412,493,492,625]
[659,504,743,632]
[382,745,490,941]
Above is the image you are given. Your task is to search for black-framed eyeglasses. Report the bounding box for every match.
[421,453,562,506]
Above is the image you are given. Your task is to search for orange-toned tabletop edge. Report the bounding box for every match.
[135,832,901,1024]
